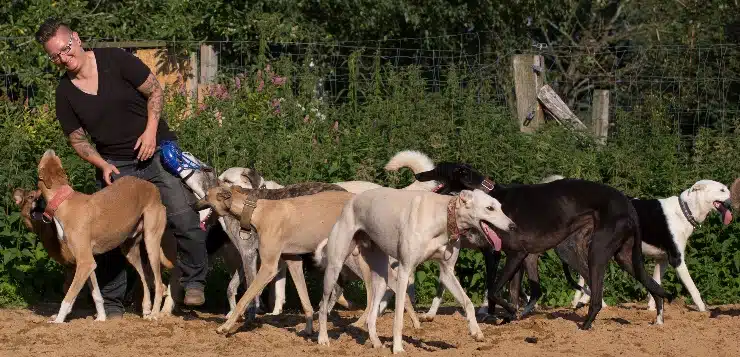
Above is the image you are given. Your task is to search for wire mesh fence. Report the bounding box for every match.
[3,34,740,144]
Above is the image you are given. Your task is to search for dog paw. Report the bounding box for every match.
[371,338,383,349]
[143,313,160,321]
[47,318,65,324]
[392,345,405,354]
[317,333,330,346]
[472,331,485,342]
[216,322,239,335]
[419,315,434,322]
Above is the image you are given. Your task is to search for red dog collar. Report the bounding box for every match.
[43,185,74,222]
[447,197,469,241]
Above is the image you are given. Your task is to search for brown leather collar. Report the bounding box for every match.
[229,188,260,231]
[446,197,469,241]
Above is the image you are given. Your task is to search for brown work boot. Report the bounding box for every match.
[184,287,205,306]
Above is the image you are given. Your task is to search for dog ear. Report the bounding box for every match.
[458,190,474,205]
[12,188,25,206]
[38,169,52,189]
[690,183,707,193]
[242,169,263,189]
[216,188,232,201]
[730,178,740,211]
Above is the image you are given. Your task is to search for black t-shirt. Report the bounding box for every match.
[55,47,177,161]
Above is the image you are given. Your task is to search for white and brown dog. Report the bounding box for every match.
[317,187,516,354]
[214,150,439,317]
[36,149,170,323]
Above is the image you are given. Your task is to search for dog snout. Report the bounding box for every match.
[723,199,733,211]
[507,222,517,232]
[191,199,210,212]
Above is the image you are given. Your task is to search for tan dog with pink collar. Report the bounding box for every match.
[37,149,171,323]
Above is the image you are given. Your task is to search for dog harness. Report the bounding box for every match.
[446,197,469,241]
[678,195,700,228]
[42,184,74,223]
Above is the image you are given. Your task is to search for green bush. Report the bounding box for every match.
[1,62,739,313]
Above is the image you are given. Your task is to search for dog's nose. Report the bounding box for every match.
[508,222,517,232]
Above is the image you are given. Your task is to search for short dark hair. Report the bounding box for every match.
[35,17,70,44]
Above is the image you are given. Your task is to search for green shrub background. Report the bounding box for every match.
[2,59,740,313]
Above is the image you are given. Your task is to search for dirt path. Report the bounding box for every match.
[1,301,739,357]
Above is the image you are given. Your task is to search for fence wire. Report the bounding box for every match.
[3,35,740,144]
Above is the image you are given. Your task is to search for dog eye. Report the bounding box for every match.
[486,206,495,211]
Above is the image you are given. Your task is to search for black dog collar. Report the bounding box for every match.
[678,195,700,228]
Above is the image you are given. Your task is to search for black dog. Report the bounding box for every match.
[415,162,673,330]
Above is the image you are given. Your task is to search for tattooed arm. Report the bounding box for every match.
[69,127,120,185]
[137,72,163,131]
[134,72,163,160]
[68,127,107,168]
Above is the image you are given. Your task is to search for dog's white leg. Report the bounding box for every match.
[267,260,287,315]
[647,260,667,311]
[161,283,175,316]
[571,275,585,308]
[318,215,361,346]
[365,250,390,350]
[391,264,412,354]
[88,271,106,322]
[225,270,241,319]
[437,256,484,342]
[674,260,706,312]
[421,274,445,322]
[51,260,95,323]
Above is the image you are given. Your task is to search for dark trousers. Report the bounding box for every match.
[93,147,208,314]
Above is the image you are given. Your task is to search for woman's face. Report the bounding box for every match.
[43,30,84,72]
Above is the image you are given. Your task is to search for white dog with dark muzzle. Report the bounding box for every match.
[317,188,516,354]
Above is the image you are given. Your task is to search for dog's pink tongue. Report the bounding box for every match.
[723,209,733,225]
[199,221,207,231]
[482,224,502,251]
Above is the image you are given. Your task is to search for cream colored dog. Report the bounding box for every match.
[317,188,516,354]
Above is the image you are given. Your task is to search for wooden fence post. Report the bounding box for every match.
[591,90,610,145]
[198,44,218,104]
[186,51,199,100]
[512,54,546,133]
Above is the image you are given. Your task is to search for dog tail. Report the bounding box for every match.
[629,199,673,302]
[160,248,174,270]
[313,238,329,269]
[541,174,565,183]
[559,257,584,292]
[384,150,438,191]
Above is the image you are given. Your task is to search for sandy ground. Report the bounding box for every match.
[1,300,739,357]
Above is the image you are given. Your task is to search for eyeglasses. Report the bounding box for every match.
[47,34,74,62]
